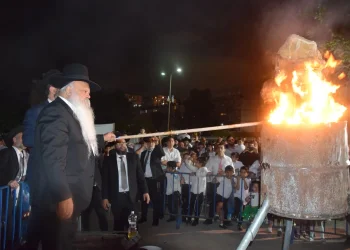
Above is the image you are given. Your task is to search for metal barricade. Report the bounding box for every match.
[0,182,29,250]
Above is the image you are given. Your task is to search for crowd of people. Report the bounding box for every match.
[0,64,325,250]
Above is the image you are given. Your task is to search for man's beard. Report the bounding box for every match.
[69,92,98,157]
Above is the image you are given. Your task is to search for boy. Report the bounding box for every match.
[216,165,235,229]
[231,152,244,174]
[166,161,184,222]
[189,157,210,226]
[233,166,250,231]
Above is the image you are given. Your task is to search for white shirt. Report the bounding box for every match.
[250,192,259,207]
[249,160,260,175]
[234,144,246,154]
[234,177,251,205]
[166,172,182,195]
[191,167,210,194]
[233,160,244,174]
[161,147,181,163]
[178,160,197,184]
[216,177,233,199]
[117,154,129,192]
[48,98,53,103]
[144,150,153,178]
[225,146,235,157]
[205,155,233,182]
[12,146,28,178]
[59,96,76,113]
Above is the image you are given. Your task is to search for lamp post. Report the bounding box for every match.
[161,67,182,131]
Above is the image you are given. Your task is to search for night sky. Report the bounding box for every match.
[1,0,348,114]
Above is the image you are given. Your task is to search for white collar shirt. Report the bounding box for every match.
[144,149,153,178]
[116,154,129,192]
[161,147,181,163]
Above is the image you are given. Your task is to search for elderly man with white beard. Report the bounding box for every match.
[26,64,116,250]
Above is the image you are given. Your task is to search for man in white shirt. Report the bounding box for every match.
[204,142,233,225]
[161,136,181,169]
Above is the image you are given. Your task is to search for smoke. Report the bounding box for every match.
[258,0,350,54]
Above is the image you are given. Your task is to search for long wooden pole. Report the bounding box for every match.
[117,121,262,140]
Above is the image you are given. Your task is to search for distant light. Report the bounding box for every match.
[161,72,166,76]
[177,68,182,73]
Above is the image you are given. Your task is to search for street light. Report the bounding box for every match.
[161,67,183,130]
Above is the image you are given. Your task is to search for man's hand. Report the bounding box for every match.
[143,193,150,204]
[104,132,116,142]
[56,198,74,220]
[102,199,110,211]
[8,180,19,189]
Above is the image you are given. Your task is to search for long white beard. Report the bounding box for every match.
[69,93,99,157]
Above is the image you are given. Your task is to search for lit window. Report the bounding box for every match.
[220,113,227,116]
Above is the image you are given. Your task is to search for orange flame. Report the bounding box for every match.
[268,52,346,124]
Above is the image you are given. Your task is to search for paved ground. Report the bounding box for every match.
[84,206,350,250]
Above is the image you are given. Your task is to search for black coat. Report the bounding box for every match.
[140,145,165,181]
[29,97,104,213]
[102,150,148,205]
[0,147,19,186]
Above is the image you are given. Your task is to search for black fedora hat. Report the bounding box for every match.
[51,63,101,91]
[5,125,24,147]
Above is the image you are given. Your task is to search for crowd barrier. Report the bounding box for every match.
[0,182,30,250]
[162,171,259,228]
[1,174,349,250]
[162,171,349,241]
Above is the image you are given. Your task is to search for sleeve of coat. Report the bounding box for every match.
[136,154,149,194]
[153,144,165,159]
[38,109,71,204]
[23,106,41,148]
[96,134,105,151]
[101,156,109,200]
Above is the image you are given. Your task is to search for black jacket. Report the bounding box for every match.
[29,97,104,213]
[102,150,148,205]
[0,147,19,186]
[140,145,165,181]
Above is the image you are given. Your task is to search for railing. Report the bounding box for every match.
[163,171,257,229]
[0,182,30,250]
[162,171,349,242]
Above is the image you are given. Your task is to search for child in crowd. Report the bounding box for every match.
[189,156,210,226]
[166,161,184,222]
[242,181,260,222]
[233,166,251,231]
[216,165,235,229]
[179,152,198,223]
[231,152,244,174]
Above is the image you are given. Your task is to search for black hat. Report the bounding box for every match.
[5,126,24,147]
[51,63,101,91]
[37,69,61,86]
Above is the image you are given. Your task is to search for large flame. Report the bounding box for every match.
[268,52,347,124]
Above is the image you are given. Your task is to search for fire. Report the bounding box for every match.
[269,52,347,124]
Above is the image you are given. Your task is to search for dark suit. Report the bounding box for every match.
[102,150,148,231]
[23,101,49,149]
[0,147,19,186]
[140,145,165,224]
[81,154,108,231]
[23,100,49,184]
[26,97,104,250]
